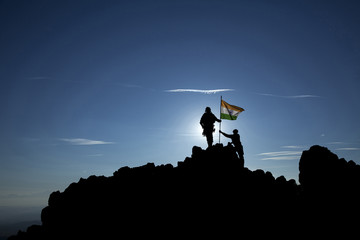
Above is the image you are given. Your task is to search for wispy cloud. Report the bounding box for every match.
[281,145,305,149]
[257,93,320,99]
[165,89,234,94]
[327,142,347,145]
[260,156,301,160]
[336,148,360,151]
[258,151,302,160]
[60,138,114,145]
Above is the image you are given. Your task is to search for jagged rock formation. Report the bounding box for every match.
[8,144,360,239]
[298,145,360,236]
[300,145,360,200]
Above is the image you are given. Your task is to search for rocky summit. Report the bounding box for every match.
[9,144,360,239]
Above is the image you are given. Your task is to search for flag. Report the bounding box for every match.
[220,99,244,120]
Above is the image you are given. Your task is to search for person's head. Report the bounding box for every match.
[233,129,238,134]
[205,107,211,113]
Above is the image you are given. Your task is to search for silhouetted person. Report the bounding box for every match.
[220,129,244,166]
[200,107,221,148]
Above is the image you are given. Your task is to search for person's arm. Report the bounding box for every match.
[212,113,221,123]
[219,130,231,138]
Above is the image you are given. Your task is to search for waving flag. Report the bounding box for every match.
[220,99,244,120]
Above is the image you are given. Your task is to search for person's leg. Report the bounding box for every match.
[236,146,244,167]
[207,133,213,148]
[239,153,244,167]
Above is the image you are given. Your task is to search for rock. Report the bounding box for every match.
[9,144,360,239]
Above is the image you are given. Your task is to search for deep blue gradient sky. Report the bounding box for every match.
[1,0,360,223]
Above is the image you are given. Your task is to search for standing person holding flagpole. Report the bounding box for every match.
[200,106,222,148]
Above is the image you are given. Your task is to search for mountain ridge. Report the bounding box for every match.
[8,144,360,239]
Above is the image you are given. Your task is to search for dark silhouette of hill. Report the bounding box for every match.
[8,144,360,239]
[0,220,40,240]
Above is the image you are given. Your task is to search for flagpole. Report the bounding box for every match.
[219,95,222,144]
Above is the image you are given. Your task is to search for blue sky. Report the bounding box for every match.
[1,0,360,224]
